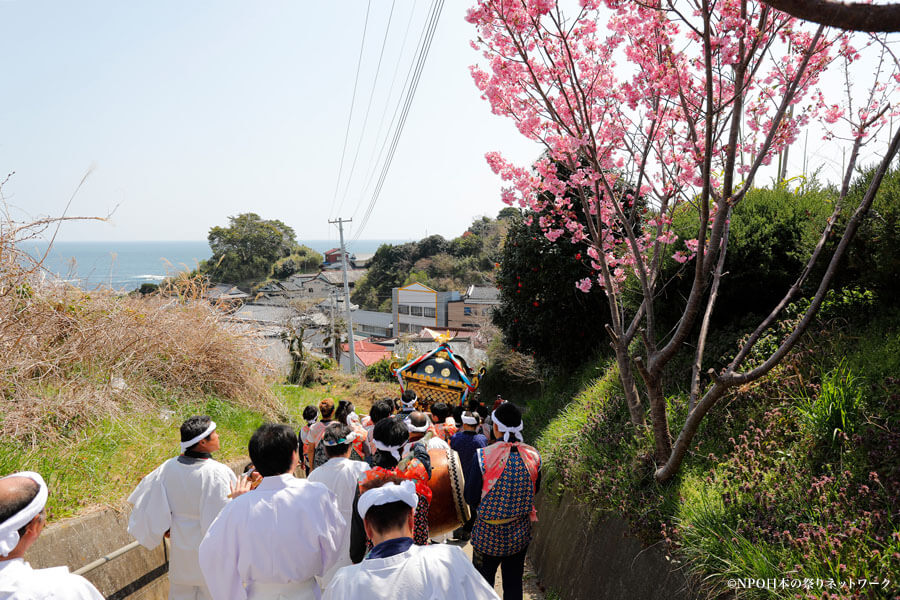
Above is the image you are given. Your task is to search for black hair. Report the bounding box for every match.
[431,402,450,420]
[493,402,522,429]
[302,405,318,422]
[359,475,413,534]
[322,422,352,458]
[335,400,355,426]
[451,403,464,424]
[475,403,489,420]
[180,415,213,451]
[248,423,298,477]
[401,389,417,405]
[369,399,393,424]
[372,417,409,469]
[0,478,40,538]
[466,398,480,413]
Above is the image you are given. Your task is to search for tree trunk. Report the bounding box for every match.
[644,372,672,464]
[614,344,646,427]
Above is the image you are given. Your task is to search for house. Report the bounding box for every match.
[320,269,367,289]
[205,284,249,306]
[339,338,393,371]
[323,248,344,264]
[352,309,393,338]
[256,273,335,306]
[447,285,501,329]
[391,282,461,335]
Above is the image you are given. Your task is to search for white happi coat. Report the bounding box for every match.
[127,456,236,589]
[199,474,345,600]
[324,544,500,600]
[307,457,370,585]
[0,558,104,600]
[403,435,449,456]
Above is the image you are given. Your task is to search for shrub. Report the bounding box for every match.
[798,363,864,449]
[365,358,395,383]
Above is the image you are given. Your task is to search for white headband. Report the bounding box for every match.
[400,393,417,409]
[491,410,523,442]
[347,412,361,426]
[180,421,217,452]
[461,413,479,425]
[373,440,403,462]
[307,415,318,424]
[357,480,418,519]
[0,472,48,557]
[404,418,429,434]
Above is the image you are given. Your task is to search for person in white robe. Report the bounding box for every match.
[324,477,499,600]
[307,423,370,587]
[199,423,345,600]
[0,471,104,600]
[127,416,246,600]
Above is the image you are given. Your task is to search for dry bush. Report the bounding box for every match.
[0,203,283,444]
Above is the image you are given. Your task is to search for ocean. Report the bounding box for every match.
[21,239,410,291]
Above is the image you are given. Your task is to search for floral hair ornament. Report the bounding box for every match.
[180,421,216,452]
[0,472,48,557]
[491,410,523,442]
[357,480,418,519]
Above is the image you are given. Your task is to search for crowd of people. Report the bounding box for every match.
[0,391,541,600]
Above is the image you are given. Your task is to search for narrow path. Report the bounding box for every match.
[443,537,546,599]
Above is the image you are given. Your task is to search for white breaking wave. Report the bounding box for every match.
[133,275,166,281]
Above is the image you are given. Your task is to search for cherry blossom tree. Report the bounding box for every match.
[467,0,900,481]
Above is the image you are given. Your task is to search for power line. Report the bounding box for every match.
[334,0,398,218]
[352,0,445,242]
[350,2,420,221]
[328,0,373,220]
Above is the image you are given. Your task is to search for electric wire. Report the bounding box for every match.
[334,0,398,219]
[350,2,420,221]
[328,0,373,220]
[352,0,445,242]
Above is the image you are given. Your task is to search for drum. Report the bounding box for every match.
[426,448,470,536]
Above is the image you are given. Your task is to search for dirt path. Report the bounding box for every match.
[441,536,546,599]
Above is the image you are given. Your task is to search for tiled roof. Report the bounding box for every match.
[341,339,393,366]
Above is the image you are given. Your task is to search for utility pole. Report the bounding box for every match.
[329,217,357,373]
[330,290,338,362]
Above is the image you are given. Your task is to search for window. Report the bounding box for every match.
[424,307,435,318]
[410,306,423,316]
[464,307,472,316]
[308,288,314,293]
[399,305,410,315]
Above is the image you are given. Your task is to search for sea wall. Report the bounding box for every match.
[529,491,694,600]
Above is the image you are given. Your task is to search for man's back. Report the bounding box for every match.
[0,559,103,600]
[199,474,345,600]
[324,544,499,600]
[128,456,235,587]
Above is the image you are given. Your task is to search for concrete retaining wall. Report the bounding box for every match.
[529,491,694,600]
[24,458,252,599]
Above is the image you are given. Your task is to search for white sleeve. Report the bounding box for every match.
[315,488,347,577]
[452,547,501,600]
[200,466,237,534]
[126,462,172,549]
[199,504,246,600]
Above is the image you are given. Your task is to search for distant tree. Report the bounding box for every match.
[497,207,521,220]
[203,213,301,285]
[271,247,324,279]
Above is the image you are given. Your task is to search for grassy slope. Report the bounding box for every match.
[0,377,394,521]
[527,313,900,599]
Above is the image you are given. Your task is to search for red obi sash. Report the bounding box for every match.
[477,442,541,521]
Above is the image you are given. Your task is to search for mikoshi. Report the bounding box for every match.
[391,338,484,412]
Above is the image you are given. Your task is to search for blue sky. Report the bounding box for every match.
[1,1,887,248]
[0,1,541,245]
